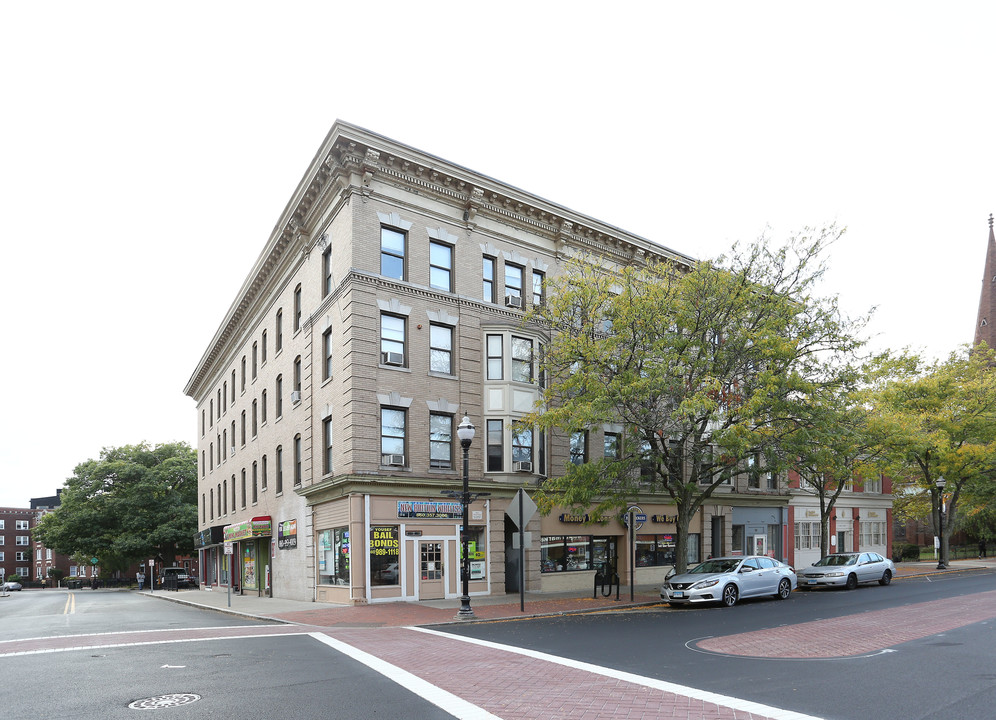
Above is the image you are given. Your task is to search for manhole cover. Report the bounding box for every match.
[128,694,201,710]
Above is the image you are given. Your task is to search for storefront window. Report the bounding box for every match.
[540,535,591,572]
[318,527,350,586]
[732,525,745,555]
[370,525,399,586]
[686,533,701,565]
[635,534,675,567]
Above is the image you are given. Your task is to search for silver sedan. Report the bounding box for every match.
[798,552,895,590]
[660,555,797,607]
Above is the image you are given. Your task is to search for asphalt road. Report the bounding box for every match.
[1,571,993,720]
[439,570,996,720]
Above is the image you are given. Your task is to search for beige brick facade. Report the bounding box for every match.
[186,121,700,604]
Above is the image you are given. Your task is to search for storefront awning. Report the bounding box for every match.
[224,516,272,542]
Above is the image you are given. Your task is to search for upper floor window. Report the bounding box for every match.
[294,434,303,486]
[261,455,268,491]
[16,520,29,531]
[505,263,523,301]
[322,244,333,298]
[570,431,588,465]
[276,445,284,494]
[863,476,883,494]
[222,382,228,413]
[293,356,302,394]
[240,356,246,393]
[322,328,334,381]
[483,256,496,303]
[275,375,283,418]
[276,309,283,353]
[512,427,533,467]
[241,469,247,508]
[381,227,406,280]
[323,417,333,476]
[231,371,236,402]
[429,413,452,469]
[380,314,406,366]
[210,399,214,427]
[429,241,453,292]
[261,330,268,363]
[381,407,407,463]
[604,432,621,460]
[240,411,246,446]
[252,462,258,504]
[486,334,503,380]
[487,419,504,472]
[429,324,453,374]
[252,342,258,380]
[511,336,533,383]
[261,390,268,424]
[532,270,545,306]
[293,284,302,332]
[201,410,206,437]
[252,400,258,437]
[16,536,30,546]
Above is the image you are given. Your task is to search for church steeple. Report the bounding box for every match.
[974,214,996,349]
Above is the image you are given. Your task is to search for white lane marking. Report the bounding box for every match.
[0,630,306,658]
[412,626,824,720]
[308,632,501,720]
[0,624,285,646]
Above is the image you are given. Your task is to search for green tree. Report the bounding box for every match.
[782,377,884,558]
[525,227,866,572]
[869,347,996,567]
[33,442,197,572]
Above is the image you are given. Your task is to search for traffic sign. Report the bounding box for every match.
[506,489,537,529]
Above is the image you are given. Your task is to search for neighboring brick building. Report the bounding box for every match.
[187,121,816,605]
[0,507,37,583]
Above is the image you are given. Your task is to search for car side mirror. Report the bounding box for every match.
[664,567,676,580]
[740,566,753,573]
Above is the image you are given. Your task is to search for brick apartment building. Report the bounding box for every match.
[186,121,891,605]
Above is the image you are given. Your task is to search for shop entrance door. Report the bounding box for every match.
[419,541,444,600]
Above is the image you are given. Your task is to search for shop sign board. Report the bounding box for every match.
[651,514,678,524]
[397,500,462,519]
[278,519,298,549]
[370,526,399,557]
[224,516,272,542]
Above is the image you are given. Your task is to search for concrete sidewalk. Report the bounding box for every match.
[139,558,995,628]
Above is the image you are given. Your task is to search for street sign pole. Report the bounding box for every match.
[629,510,635,602]
[519,489,525,613]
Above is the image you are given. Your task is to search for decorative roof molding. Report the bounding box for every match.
[427,226,459,244]
[426,397,460,414]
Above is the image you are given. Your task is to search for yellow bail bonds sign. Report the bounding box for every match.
[370,526,399,556]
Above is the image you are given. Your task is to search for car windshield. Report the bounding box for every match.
[688,559,741,574]
[815,555,856,566]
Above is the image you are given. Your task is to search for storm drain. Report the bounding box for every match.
[128,694,201,710]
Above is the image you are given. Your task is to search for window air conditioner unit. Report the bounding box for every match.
[290,390,301,403]
[382,351,404,366]
[382,454,406,466]
[513,461,533,473]
[505,293,523,309]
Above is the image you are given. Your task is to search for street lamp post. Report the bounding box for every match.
[456,416,476,619]
[936,476,947,570]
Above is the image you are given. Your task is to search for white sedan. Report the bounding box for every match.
[798,552,895,590]
[661,555,797,607]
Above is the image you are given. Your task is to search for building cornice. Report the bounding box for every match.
[184,120,697,400]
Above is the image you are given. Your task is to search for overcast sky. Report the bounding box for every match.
[2,2,994,507]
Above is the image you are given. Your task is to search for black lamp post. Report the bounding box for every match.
[936,476,947,570]
[456,415,476,619]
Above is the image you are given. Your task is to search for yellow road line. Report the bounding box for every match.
[63,593,75,615]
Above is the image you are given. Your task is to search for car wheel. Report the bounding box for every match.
[721,584,739,607]
[879,570,892,586]
[845,573,858,590]
[776,578,792,599]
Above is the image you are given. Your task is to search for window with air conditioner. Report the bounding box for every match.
[381,314,406,367]
[513,460,533,473]
[381,407,406,467]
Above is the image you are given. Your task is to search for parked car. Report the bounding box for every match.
[2,581,22,591]
[159,567,193,588]
[660,555,797,607]
[798,552,895,590]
